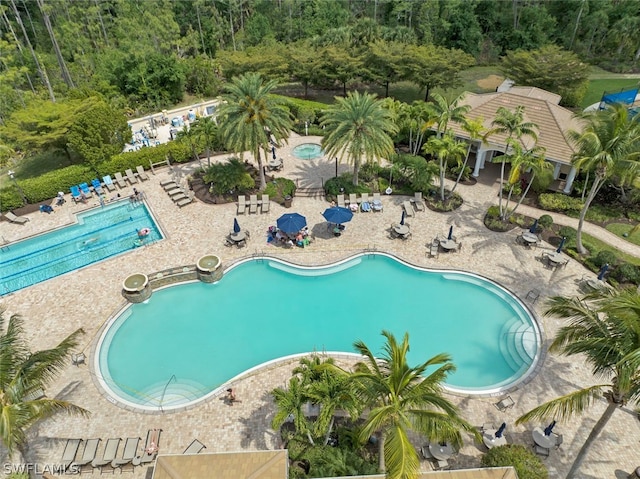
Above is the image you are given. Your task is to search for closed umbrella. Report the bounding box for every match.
[597,263,609,281]
[400,210,406,226]
[448,225,454,240]
[322,206,353,224]
[495,422,506,438]
[277,213,307,234]
[233,218,241,234]
[272,146,277,160]
[556,236,566,254]
[529,219,538,234]
[543,420,556,436]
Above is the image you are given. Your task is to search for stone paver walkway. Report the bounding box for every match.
[1,137,639,479]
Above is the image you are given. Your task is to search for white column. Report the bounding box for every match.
[563,166,577,194]
[472,147,486,177]
[553,162,561,180]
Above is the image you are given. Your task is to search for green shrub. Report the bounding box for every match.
[0,187,25,212]
[264,177,296,205]
[18,164,95,204]
[530,169,553,194]
[538,214,553,229]
[594,250,618,268]
[481,444,548,479]
[100,142,192,176]
[558,226,576,240]
[611,263,640,284]
[274,95,329,121]
[324,174,370,196]
[202,157,255,195]
[538,193,583,215]
[292,123,325,136]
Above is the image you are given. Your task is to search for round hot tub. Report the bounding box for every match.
[196,255,222,283]
[122,273,151,302]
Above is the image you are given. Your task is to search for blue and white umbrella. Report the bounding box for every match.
[322,206,353,225]
[233,218,241,234]
[495,422,506,438]
[277,213,307,234]
[544,420,556,436]
[597,263,610,281]
[400,210,406,226]
[529,219,538,234]
[556,236,566,254]
[448,225,454,240]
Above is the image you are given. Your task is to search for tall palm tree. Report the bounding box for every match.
[217,73,292,189]
[0,310,89,462]
[424,92,470,139]
[502,140,550,220]
[271,376,315,445]
[321,91,397,186]
[451,116,486,193]
[340,331,477,479]
[568,104,640,254]
[516,287,640,479]
[484,106,538,218]
[423,132,467,201]
[190,116,218,168]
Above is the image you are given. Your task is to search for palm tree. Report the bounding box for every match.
[217,73,292,189]
[190,117,218,168]
[271,376,315,445]
[321,91,397,186]
[502,141,550,220]
[424,92,470,139]
[516,287,640,479]
[176,125,201,167]
[451,116,486,193]
[568,104,640,254]
[484,106,538,219]
[0,310,89,462]
[423,132,467,201]
[341,331,477,479]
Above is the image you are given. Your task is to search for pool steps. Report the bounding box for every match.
[499,317,535,374]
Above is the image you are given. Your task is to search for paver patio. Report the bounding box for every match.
[1,134,639,478]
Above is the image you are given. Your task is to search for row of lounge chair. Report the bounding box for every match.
[69,167,150,203]
[60,429,162,474]
[238,194,270,214]
[337,193,384,212]
[160,179,193,207]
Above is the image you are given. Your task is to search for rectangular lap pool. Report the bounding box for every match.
[1,201,162,294]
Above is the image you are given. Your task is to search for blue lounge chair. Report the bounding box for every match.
[91,178,104,195]
[70,185,82,202]
[360,201,371,212]
[79,182,92,197]
[102,175,116,192]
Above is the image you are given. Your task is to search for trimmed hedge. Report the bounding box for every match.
[1,142,193,209]
[538,193,583,215]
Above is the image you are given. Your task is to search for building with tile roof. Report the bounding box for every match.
[447,86,582,193]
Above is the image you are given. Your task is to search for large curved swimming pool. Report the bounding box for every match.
[96,254,541,411]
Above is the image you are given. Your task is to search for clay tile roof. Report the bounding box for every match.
[448,89,584,165]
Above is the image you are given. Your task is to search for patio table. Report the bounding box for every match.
[428,442,453,461]
[230,231,246,243]
[532,427,557,449]
[482,430,507,449]
[394,225,409,236]
[440,239,457,251]
[522,232,539,244]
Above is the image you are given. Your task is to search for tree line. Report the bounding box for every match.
[1,0,639,123]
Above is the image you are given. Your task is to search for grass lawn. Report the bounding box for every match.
[580,231,640,266]
[606,223,640,246]
[581,78,640,109]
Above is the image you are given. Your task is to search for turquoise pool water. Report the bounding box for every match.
[1,201,162,294]
[292,143,323,160]
[97,255,540,411]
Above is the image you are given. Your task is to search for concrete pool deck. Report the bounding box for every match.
[1,134,639,478]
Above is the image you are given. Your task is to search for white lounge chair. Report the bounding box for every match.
[71,438,100,471]
[4,211,29,224]
[112,437,140,469]
[183,439,206,454]
[136,165,149,181]
[495,395,515,411]
[412,192,425,211]
[402,201,415,217]
[337,194,346,208]
[60,439,82,472]
[92,438,121,470]
[261,194,270,214]
[237,196,246,214]
[124,169,138,184]
[249,194,258,214]
[113,172,127,189]
[132,429,162,466]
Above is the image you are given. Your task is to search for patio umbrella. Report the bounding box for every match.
[272,146,277,160]
[597,263,610,281]
[400,210,406,226]
[277,213,307,234]
[495,422,506,438]
[322,206,353,225]
[529,219,538,234]
[233,218,241,234]
[556,236,566,253]
[448,225,454,240]
[543,420,556,436]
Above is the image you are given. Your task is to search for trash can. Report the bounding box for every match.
[284,195,292,208]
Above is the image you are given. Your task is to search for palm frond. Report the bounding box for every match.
[384,425,420,479]
[516,385,607,425]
